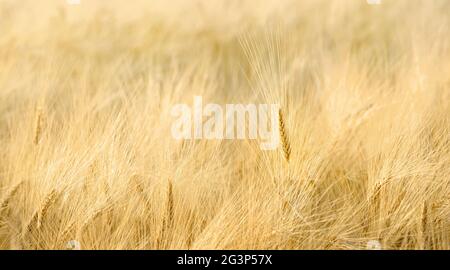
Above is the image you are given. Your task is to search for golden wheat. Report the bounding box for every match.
[78,206,106,237]
[0,181,24,211]
[33,106,44,145]
[278,109,291,162]
[23,189,59,236]
[0,0,449,250]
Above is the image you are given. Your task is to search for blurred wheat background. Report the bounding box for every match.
[0,0,449,250]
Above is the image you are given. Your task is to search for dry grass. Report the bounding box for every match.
[0,0,449,250]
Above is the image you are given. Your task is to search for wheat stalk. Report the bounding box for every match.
[278,109,291,162]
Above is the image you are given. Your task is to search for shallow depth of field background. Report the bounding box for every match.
[0,0,449,249]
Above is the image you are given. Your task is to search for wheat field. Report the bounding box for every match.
[0,0,449,250]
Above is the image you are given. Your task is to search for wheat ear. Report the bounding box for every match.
[9,233,24,250]
[60,220,76,242]
[78,206,105,237]
[157,179,174,248]
[167,180,174,224]
[24,189,59,235]
[37,189,59,228]
[278,109,291,162]
[420,201,428,249]
[369,183,383,205]
[0,181,24,210]
[131,175,151,209]
[33,106,44,145]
